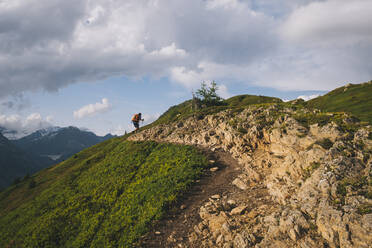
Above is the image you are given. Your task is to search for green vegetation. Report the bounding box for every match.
[144,82,282,129]
[315,138,334,150]
[225,94,281,108]
[1,81,372,247]
[293,112,336,128]
[303,162,321,180]
[147,94,282,129]
[144,83,369,138]
[357,203,372,215]
[306,82,372,124]
[338,176,368,195]
[336,176,371,206]
[195,81,223,106]
[237,127,248,134]
[0,138,208,248]
[292,109,367,138]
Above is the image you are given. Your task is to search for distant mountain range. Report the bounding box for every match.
[0,126,115,189]
[0,133,47,189]
[12,126,115,164]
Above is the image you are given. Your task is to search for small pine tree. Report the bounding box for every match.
[195,81,222,106]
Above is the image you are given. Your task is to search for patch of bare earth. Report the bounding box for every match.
[137,148,274,248]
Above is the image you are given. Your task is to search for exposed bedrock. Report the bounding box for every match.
[130,105,372,248]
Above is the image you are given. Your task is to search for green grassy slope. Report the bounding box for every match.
[306,82,372,124]
[150,94,282,127]
[224,94,282,108]
[0,137,207,248]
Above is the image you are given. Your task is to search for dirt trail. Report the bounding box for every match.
[137,149,240,247]
[137,148,273,248]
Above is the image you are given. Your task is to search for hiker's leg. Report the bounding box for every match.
[134,122,139,130]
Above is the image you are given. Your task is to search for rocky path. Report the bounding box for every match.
[138,149,241,247]
[137,147,277,248]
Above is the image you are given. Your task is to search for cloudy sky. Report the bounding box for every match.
[0,0,371,137]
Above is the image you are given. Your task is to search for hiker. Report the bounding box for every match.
[132,113,144,131]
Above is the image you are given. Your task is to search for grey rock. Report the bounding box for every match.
[232,178,247,190]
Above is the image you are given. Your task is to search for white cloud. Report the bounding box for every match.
[0,114,23,131]
[170,61,246,89]
[170,66,202,89]
[206,0,240,10]
[25,113,43,125]
[149,43,187,58]
[108,125,128,136]
[46,115,54,122]
[0,113,53,138]
[0,0,276,96]
[0,0,371,97]
[73,98,111,119]
[268,0,372,90]
[281,0,372,46]
[297,94,320,101]
[23,113,53,133]
[217,84,232,99]
[142,113,160,125]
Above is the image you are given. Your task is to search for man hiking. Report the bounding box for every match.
[132,113,144,131]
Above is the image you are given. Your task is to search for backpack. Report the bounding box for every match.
[132,114,140,122]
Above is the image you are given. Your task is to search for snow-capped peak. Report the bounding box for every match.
[37,126,62,136]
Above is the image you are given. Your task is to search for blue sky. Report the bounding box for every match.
[1,75,326,136]
[0,0,371,137]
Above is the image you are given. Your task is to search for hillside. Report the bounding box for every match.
[130,103,372,248]
[0,88,371,248]
[307,81,372,124]
[13,126,115,165]
[149,94,282,127]
[0,133,47,189]
[0,137,208,247]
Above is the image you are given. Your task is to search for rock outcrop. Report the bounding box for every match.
[130,105,372,248]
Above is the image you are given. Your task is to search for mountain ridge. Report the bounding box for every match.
[12,126,115,164]
[0,133,47,189]
[306,81,372,124]
[129,102,372,248]
[0,82,371,247]
[0,126,116,188]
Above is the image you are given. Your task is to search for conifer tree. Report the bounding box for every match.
[195,81,222,106]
